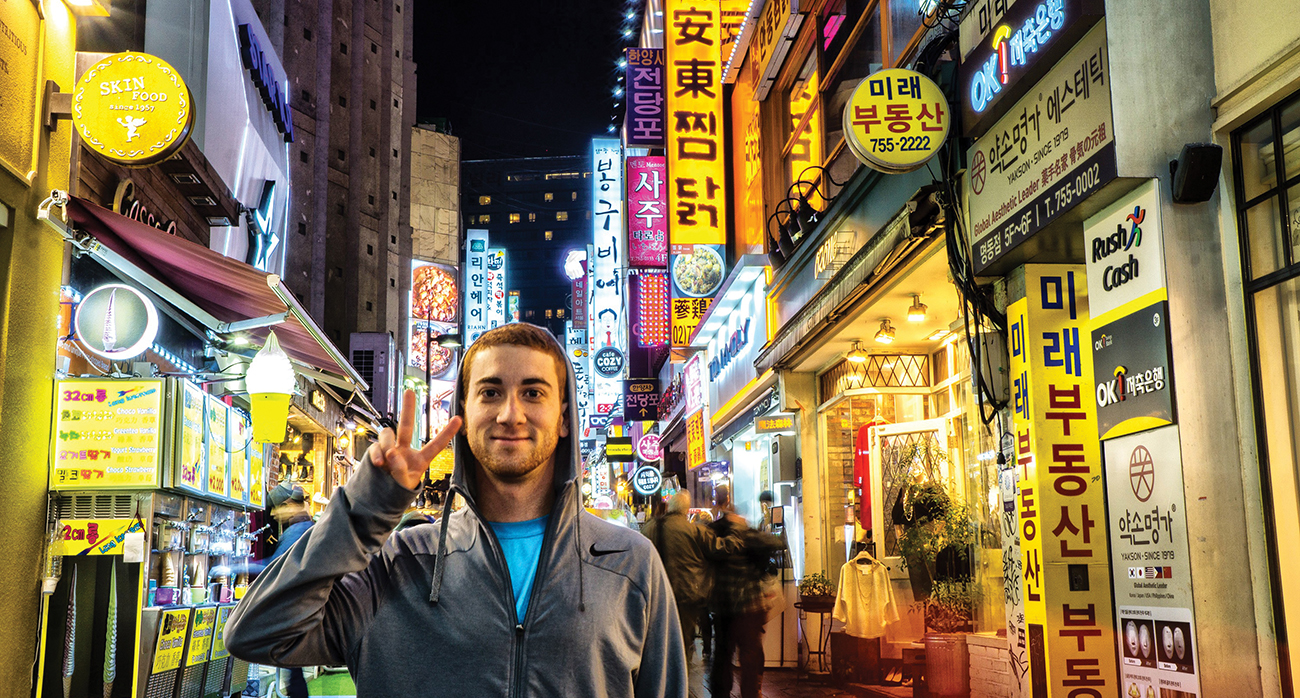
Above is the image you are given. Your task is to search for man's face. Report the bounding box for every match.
[464,345,569,483]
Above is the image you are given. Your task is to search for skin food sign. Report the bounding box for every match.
[74,52,194,167]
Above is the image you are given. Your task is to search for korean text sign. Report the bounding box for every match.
[844,68,950,174]
[687,409,707,469]
[966,22,1115,275]
[625,48,665,148]
[1105,426,1203,697]
[206,393,229,498]
[1007,265,1117,697]
[464,229,490,344]
[177,380,206,493]
[666,0,727,246]
[590,139,627,418]
[487,248,507,330]
[52,379,163,490]
[152,608,192,674]
[628,156,669,267]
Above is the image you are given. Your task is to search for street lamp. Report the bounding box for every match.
[425,331,463,440]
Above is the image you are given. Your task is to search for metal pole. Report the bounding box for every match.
[425,324,432,443]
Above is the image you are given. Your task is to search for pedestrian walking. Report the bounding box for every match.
[265,483,311,698]
[640,491,737,659]
[225,323,687,697]
[708,485,785,698]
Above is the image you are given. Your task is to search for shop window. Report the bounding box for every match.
[820,0,865,71]
[823,6,882,156]
[889,0,926,67]
[509,213,521,224]
[545,309,553,319]
[556,211,569,221]
[479,195,491,205]
[784,53,824,210]
[544,192,554,202]
[557,308,566,319]
[1233,91,1300,669]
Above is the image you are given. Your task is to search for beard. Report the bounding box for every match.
[469,414,565,482]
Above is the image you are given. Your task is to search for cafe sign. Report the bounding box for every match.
[74,52,194,167]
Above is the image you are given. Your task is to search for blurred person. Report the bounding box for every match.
[265,483,311,698]
[708,485,786,698]
[640,491,738,660]
[225,323,686,696]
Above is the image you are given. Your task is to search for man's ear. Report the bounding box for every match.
[560,402,571,438]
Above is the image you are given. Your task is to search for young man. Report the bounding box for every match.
[225,324,686,696]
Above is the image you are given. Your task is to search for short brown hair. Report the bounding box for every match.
[458,323,569,404]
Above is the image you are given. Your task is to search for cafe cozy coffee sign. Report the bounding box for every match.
[74,52,194,167]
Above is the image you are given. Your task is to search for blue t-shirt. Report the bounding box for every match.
[489,515,549,621]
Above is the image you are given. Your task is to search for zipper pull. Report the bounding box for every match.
[515,623,524,635]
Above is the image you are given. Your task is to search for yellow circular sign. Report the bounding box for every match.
[73,52,194,168]
[843,68,950,174]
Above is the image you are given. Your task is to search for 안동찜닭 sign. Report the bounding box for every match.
[74,52,194,167]
[844,68,950,174]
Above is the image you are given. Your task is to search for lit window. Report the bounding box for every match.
[529,213,537,223]
[544,192,555,202]
[509,213,521,224]
[557,309,566,319]
[479,214,490,224]
[556,211,569,221]
[571,191,578,201]
[478,195,491,205]
[544,230,553,241]
[545,309,553,319]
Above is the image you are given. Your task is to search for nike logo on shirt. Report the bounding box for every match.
[589,544,626,557]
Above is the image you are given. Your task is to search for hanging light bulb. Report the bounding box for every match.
[874,319,896,344]
[245,330,295,443]
[907,294,928,322]
[847,340,868,363]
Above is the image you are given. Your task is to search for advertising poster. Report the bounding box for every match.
[567,327,593,440]
[572,259,589,330]
[152,608,192,674]
[464,229,490,344]
[52,519,146,556]
[486,248,507,330]
[1092,302,1175,440]
[671,244,724,347]
[508,291,520,323]
[627,156,668,267]
[52,379,163,490]
[249,443,265,508]
[209,606,234,660]
[625,48,665,148]
[686,409,706,469]
[684,352,705,415]
[177,381,206,493]
[228,410,251,503]
[1106,426,1202,697]
[966,22,1116,274]
[1083,179,1167,320]
[410,319,458,376]
[590,139,627,420]
[206,395,229,499]
[185,607,218,667]
[1007,265,1117,697]
[411,260,459,324]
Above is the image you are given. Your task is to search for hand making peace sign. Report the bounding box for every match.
[367,389,463,490]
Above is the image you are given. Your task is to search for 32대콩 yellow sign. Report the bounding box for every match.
[52,379,163,490]
[73,52,194,167]
[844,68,950,174]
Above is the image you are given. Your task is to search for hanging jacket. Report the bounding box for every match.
[832,553,899,639]
[224,330,687,697]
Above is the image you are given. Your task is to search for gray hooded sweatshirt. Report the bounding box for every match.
[224,331,688,697]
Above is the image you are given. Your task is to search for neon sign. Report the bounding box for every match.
[969,0,1065,114]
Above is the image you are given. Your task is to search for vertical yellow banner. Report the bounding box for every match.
[1009,265,1117,698]
[665,0,726,246]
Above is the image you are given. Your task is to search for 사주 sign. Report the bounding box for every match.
[74,52,195,167]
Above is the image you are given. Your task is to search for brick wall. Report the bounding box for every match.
[967,633,1013,698]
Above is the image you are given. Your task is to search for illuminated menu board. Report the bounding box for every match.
[205,395,229,499]
[52,379,163,490]
[228,410,250,503]
[176,380,206,494]
[249,443,265,507]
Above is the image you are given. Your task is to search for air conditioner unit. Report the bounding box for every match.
[350,332,397,416]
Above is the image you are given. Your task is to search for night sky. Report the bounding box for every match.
[413,0,627,159]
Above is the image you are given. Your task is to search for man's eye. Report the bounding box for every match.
[481,389,499,398]
[525,389,543,399]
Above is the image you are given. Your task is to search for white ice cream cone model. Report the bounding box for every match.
[246,330,296,443]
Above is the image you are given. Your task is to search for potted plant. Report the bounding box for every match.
[891,440,975,601]
[797,571,835,612]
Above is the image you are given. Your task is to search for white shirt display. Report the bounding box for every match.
[832,552,899,639]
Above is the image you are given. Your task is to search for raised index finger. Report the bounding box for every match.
[396,389,417,448]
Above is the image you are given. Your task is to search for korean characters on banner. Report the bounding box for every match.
[671,244,724,346]
[486,248,508,329]
[624,379,661,422]
[1105,426,1203,697]
[625,48,665,148]
[666,0,728,247]
[52,379,163,489]
[567,327,593,440]
[844,68,950,174]
[1007,265,1117,698]
[572,259,589,331]
[628,157,669,267]
[590,139,628,420]
[686,409,707,469]
[463,229,490,344]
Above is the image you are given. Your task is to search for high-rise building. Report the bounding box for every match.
[461,156,592,337]
[251,0,417,350]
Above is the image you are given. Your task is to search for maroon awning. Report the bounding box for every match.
[63,197,367,393]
